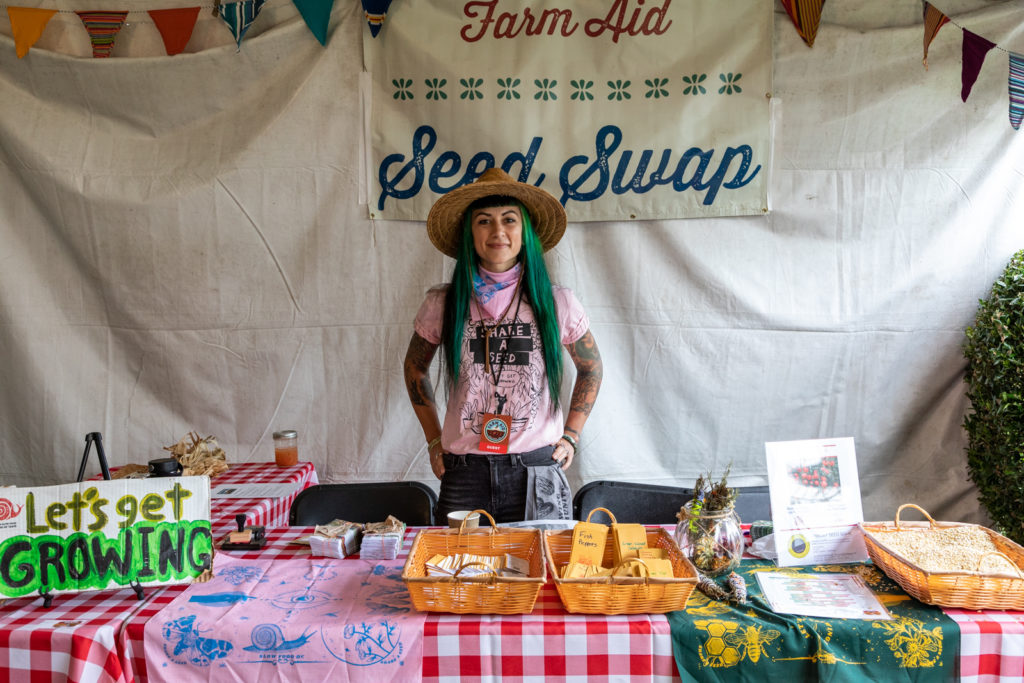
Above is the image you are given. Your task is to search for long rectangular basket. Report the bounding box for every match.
[543,526,697,614]
[859,503,1024,610]
[401,510,546,614]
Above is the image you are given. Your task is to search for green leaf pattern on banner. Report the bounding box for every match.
[425,78,447,100]
[645,77,670,98]
[460,77,484,100]
[393,72,743,101]
[534,79,557,101]
[683,73,708,95]
[497,78,521,100]
[719,72,743,95]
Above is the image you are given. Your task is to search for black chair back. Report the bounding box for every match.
[572,480,693,524]
[732,485,772,524]
[288,481,438,526]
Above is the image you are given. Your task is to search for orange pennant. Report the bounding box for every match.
[7,7,57,59]
[922,2,950,70]
[148,7,201,56]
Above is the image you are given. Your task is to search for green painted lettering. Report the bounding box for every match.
[140,494,165,522]
[25,493,48,534]
[66,492,87,531]
[45,502,67,531]
[165,483,192,521]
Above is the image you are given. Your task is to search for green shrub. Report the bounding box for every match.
[963,249,1024,543]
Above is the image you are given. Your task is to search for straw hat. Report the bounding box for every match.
[426,168,566,258]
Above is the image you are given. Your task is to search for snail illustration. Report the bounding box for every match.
[243,623,315,652]
[0,499,23,521]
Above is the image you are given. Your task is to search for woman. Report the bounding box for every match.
[404,168,603,524]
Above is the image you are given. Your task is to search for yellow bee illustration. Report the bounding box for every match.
[724,624,781,663]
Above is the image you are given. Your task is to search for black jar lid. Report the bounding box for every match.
[148,457,182,477]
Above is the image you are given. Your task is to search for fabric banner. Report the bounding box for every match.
[780,0,825,48]
[961,29,997,103]
[1010,52,1024,130]
[364,0,772,222]
[7,7,56,59]
[668,560,959,682]
[922,2,949,69]
[144,555,422,681]
[75,11,128,59]
[220,0,267,49]
[148,7,201,57]
[293,0,336,46]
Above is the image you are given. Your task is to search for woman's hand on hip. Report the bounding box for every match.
[429,443,445,480]
[552,438,575,470]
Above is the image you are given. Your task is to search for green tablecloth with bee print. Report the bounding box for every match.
[667,560,958,682]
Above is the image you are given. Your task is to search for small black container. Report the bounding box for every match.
[148,457,182,477]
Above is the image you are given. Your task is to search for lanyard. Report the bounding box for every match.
[473,277,523,380]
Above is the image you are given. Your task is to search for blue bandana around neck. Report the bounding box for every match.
[473,263,521,304]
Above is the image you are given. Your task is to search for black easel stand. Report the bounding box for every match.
[76,432,111,482]
[38,588,53,608]
[128,579,145,600]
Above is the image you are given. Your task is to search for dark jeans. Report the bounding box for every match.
[435,446,556,524]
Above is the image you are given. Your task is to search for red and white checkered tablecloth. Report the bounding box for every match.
[2,462,319,683]
[945,608,1024,682]
[121,526,679,683]
[0,585,162,683]
[207,461,319,533]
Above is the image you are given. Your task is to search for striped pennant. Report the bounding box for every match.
[1010,52,1024,130]
[219,0,266,49]
[961,29,997,102]
[362,0,393,38]
[780,0,825,48]
[75,11,128,59]
[922,2,950,70]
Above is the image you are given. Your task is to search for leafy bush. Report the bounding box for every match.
[963,250,1024,543]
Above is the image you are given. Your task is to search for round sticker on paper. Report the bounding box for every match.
[788,533,810,559]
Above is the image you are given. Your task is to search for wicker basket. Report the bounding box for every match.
[859,503,1024,610]
[401,509,546,614]
[543,507,697,614]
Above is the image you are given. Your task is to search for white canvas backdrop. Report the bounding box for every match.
[0,1,1021,525]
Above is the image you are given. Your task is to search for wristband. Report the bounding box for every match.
[427,436,441,452]
[560,433,577,452]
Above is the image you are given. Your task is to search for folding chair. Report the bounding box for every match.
[288,481,438,526]
[572,480,693,524]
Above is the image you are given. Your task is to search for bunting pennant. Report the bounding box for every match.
[75,11,129,59]
[1010,52,1024,130]
[7,7,57,59]
[961,29,997,102]
[922,2,949,70]
[362,0,393,38]
[219,0,266,49]
[148,7,201,56]
[780,0,825,48]
[292,0,334,46]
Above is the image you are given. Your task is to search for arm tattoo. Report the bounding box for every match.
[566,330,603,418]
[404,333,439,408]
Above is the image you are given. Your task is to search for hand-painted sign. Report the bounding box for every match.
[364,0,772,221]
[0,477,212,597]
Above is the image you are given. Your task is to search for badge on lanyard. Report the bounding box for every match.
[479,413,512,454]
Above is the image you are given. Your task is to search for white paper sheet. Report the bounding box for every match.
[210,483,301,499]
[756,572,892,620]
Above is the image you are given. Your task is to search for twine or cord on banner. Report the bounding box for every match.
[0,0,284,22]
[926,2,1023,56]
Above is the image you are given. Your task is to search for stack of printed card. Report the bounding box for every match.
[360,515,406,560]
[309,519,363,558]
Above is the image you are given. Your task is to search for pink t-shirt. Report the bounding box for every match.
[414,277,589,455]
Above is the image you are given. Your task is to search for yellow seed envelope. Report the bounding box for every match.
[638,547,667,560]
[568,520,608,567]
[643,558,674,578]
[611,523,648,565]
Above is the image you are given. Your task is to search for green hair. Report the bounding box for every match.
[441,199,563,409]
